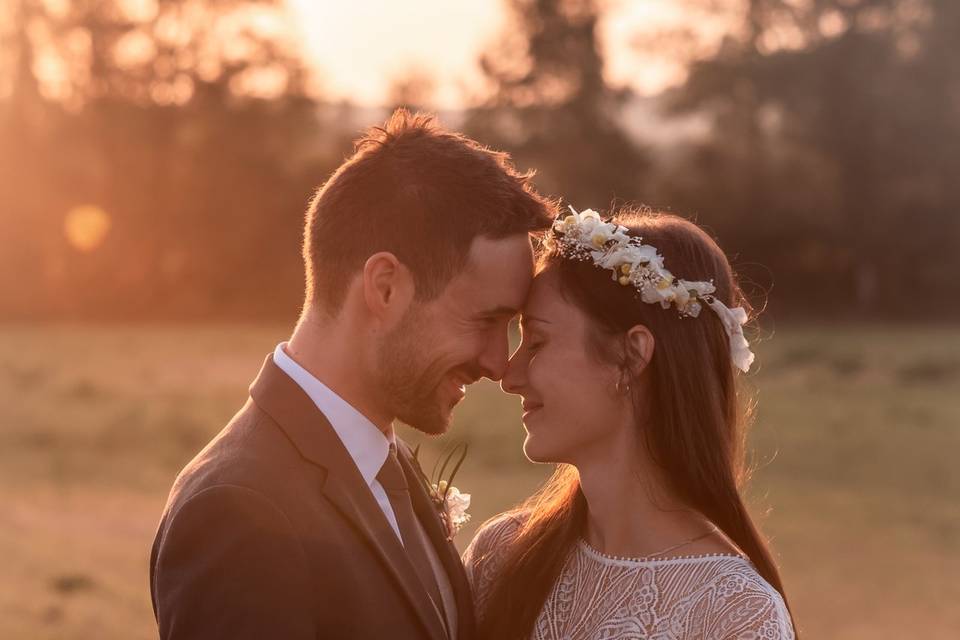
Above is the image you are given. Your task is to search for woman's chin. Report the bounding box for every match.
[522,434,559,464]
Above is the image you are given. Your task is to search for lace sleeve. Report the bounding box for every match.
[711,573,796,640]
[461,511,525,618]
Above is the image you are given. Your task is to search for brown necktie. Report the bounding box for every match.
[377,444,447,626]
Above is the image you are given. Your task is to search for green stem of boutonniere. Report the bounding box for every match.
[411,442,468,498]
[432,442,468,502]
[412,442,471,538]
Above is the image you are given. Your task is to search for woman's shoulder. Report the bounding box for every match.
[460,509,531,600]
[474,510,528,543]
[698,557,795,638]
[462,510,528,565]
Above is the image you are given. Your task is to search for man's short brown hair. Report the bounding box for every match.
[303,109,555,313]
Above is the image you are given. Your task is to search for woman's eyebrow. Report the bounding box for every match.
[520,314,552,330]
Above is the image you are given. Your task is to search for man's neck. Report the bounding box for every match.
[285,312,395,435]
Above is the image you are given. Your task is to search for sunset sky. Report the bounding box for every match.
[286,0,731,108]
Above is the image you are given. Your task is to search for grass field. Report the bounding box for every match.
[1,323,958,639]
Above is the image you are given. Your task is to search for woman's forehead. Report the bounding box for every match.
[522,269,565,318]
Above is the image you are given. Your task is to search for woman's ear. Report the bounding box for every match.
[362,252,415,326]
[624,323,655,376]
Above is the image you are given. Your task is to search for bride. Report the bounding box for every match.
[462,207,797,639]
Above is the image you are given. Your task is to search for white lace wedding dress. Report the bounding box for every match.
[462,513,795,640]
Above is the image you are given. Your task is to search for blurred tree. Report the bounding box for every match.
[464,0,648,208]
[0,0,344,320]
[649,0,960,317]
[386,68,436,114]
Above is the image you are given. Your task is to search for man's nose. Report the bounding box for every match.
[478,329,510,381]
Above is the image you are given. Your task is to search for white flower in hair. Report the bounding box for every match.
[596,244,662,273]
[549,206,756,373]
[672,282,693,311]
[587,222,624,249]
[674,279,717,317]
[704,298,755,372]
[639,273,678,308]
[560,207,599,234]
[682,279,718,298]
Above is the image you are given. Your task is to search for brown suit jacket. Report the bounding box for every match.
[150,355,476,640]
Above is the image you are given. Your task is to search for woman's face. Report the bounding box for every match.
[501,269,633,465]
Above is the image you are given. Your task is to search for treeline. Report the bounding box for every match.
[1,0,957,321]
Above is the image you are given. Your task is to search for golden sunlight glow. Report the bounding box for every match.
[286,0,726,108]
[64,205,111,252]
[285,0,503,108]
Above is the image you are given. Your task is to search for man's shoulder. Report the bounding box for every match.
[161,400,310,522]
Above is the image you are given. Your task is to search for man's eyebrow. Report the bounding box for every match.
[475,305,520,317]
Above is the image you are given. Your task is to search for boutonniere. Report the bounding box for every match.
[412,443,471,540]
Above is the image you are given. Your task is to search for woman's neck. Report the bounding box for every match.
[574,435,723,559]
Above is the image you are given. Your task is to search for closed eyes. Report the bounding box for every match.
[524,339,544,354]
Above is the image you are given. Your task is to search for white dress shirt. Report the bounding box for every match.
[272,342,403,541]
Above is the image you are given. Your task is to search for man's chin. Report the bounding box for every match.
[411,422,450,436]
[397,404,453,436]
[404,420,450,437]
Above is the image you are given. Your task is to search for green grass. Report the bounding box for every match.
[1,323,958,639]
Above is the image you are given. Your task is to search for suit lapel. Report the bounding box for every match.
[249,355,448,640]
[320,476,449,640]
[398,445,477,640]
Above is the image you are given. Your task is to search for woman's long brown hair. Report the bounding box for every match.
[476,209,797,638]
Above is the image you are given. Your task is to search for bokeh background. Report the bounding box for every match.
[1,1,958,638]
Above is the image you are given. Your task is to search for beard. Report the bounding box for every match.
[375,307,476,435]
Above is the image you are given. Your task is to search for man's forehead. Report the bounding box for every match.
[462,234,534,273]
[452,234,534,303]
[450,272,528,316]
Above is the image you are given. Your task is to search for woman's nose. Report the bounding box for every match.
[500,349,526,395]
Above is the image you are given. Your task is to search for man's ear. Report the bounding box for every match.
[624,323,655,375]
[362,252,415,325]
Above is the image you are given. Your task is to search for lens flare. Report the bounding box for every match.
[64,205,111,252]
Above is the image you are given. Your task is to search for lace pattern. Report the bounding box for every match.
[462,513,795,640]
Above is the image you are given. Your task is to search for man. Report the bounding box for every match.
[149,109,555,639]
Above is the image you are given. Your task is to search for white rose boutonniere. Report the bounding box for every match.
[430,481,471,539]
[412,443,472,540]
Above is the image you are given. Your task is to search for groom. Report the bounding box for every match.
[149,109,554,639]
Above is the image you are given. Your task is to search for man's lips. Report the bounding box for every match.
[450,373,478,390]
[444,374,477,401]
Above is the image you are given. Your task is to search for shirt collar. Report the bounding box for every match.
[272,342,394,486]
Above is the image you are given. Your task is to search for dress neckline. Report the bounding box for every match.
[577,538,749,567]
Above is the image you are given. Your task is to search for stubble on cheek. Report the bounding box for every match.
[390,353,463,434]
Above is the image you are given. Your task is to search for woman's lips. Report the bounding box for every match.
[522,402,543,420]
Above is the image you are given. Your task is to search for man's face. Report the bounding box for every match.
[376,234,535,434]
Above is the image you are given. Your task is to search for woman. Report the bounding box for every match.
[462,207,796,639]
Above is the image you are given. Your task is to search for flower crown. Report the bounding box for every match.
[545,207,755,373]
